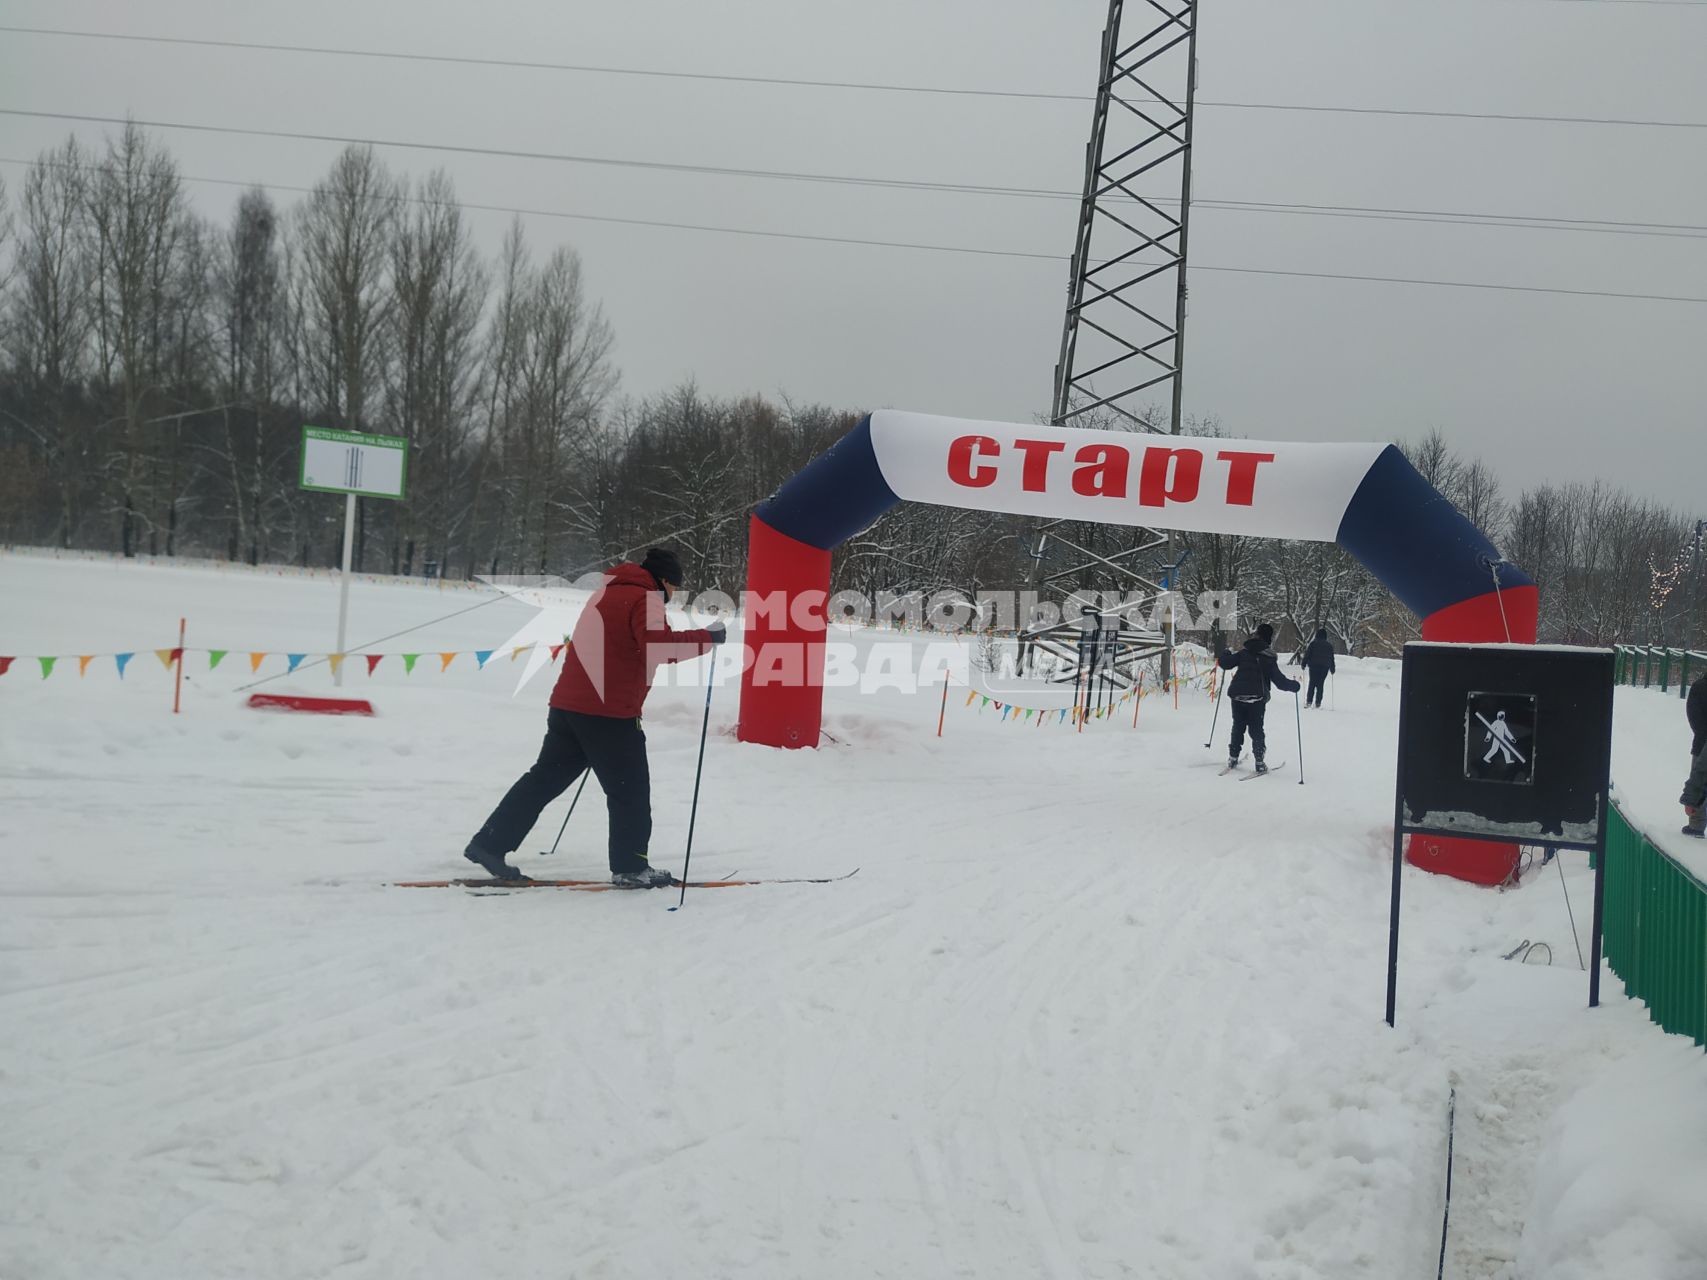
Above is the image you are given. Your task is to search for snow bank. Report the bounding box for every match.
[1518,1039,1707,1280]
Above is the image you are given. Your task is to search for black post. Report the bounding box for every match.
[1073,634,1089,727]
[1387,822,1405,1028]
[1204,663,1225,748]
[671,667,718,911]
[1589,833,1608,1008]
[1387,659,1413,1027]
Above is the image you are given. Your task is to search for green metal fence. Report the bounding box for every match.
[1602,802,1707,1048]
[1614,645,1705,696]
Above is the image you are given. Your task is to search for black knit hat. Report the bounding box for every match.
[1255,622,1275,643]
[640,547,684,587]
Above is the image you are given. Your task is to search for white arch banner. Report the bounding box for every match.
[867,410,1388,542]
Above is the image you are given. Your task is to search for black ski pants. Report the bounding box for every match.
[1229,696,1268,760]
[473,708,653,873]
[1683,748,1707,810]
[1306,666,1329,707]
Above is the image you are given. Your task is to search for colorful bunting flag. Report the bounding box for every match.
[965,690,977,706]
[365,654,383,676]
[208,650,227,670]
[286,654,305,674]
[155,648,176,670]
[78,655,94,677]
[549,644,564,662]
[38,656,56,678]
[249,652,267,672]
[0,656,11,677]
[475,650,493,669]
[439,652,457,672]
[115,653,133,679]
[402,654,419,675]
[510,645,532,662]
[328,654,345,678]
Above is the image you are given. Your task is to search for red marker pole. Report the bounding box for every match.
[936,677,949,737]
[173,617,185,715]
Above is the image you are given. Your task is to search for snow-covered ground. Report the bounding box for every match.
[1,548,1703,1280]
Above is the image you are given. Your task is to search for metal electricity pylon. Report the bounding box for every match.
[1029,0,1200,690]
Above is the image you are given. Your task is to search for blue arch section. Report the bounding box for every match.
[1334,445,1533,619]
[755,415,898,550]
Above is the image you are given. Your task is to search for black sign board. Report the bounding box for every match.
[1397,645,1613,849]
[1386,642,1616,1027]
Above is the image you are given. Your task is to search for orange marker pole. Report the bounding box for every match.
[936,678,949,737]
[1132,674,1143,728]
[173,617,185,715]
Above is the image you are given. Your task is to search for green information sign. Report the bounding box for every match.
[300,427,408,500]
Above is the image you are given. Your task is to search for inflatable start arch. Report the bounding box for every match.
[737,410,1538,883]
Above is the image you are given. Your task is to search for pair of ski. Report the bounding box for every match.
[395,867,860,892]
[1218,758,1288,780]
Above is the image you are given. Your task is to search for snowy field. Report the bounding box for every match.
[2,548,1703,1280]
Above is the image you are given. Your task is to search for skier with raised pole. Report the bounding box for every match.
[1217,622,1300,775]
[1303,626,1336,709]
[463,548,725,885]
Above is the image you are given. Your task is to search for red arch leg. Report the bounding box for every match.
[737,515,830,749]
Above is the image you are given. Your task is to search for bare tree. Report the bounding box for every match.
[296,145,398,567]
[385,170,487,575]
[212,187,283,562]
[7,138,94,546]
[85,122,191,554]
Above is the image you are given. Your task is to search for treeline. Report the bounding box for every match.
[0,125,1700,654]
[0,124,860,583]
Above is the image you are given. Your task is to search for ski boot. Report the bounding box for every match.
[1254,756,1269,775]
[464,840,524,882]
[612,864,678,888]
[1684,807,1706,839]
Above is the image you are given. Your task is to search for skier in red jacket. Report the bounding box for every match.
[465,548,725,885]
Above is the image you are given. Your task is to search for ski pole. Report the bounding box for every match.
[540,771,590,856]
[1204,666,1226,748]
[1295,689,1305,785]
[671,658,718,911]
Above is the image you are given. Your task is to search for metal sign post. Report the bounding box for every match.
[1387,643,1615,1027]
[299,427,408,686]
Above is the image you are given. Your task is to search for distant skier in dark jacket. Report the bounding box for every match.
[1682,673,1707,838]
[1217,623,1301,773]
[1303,627,1336,708]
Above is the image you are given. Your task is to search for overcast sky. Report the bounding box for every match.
[1,0,1702,514]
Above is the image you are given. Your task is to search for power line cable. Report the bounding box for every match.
[0,107,1074,200]
[5,108,1706,246]
[6,147,1702,240]
[3,26,1705,129]
[6,160,1700,308]
[3,153,1702,303]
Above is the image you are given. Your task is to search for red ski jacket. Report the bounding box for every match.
[550,563,716,718]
